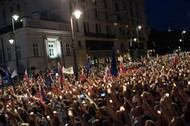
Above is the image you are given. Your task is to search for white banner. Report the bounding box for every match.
[62,67,74,74]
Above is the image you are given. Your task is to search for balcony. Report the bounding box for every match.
[22,18,70,31]
[84,32,116,38]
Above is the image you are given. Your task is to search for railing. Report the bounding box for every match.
[84,32,116,38]
[22,18,70,31]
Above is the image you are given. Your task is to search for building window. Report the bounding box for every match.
[106,25,111,35]
[115,2,119,12]
[3,9,6,17]
[95,24,101,35]
[66,44,70,55]
[94,9,98,18]
[0,50,2,63]
[10,6,13,14]
[4,20,6,25]
[87,22,90,33]
[16,46,21,59]
[83,22,90,34]
[33,43,39,57]
[93,0,97,5]
[104,0,107,8]
[17,4,20,11]
[48,43,55,57]
[75,20,79,32]
[105,12,108,20]
[83,22,86,34]
[95,24,98,34]
[136,11,139,18]
[130,8,133,17]
[78,41,82,47]
[7,48,11,60]
[98,24,101,34]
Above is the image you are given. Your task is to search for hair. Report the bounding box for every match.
[144,120,157,126]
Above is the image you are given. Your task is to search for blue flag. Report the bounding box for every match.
[40,86,49,104]
[45,75,53,87]
[85,60,91,71]
[110,49,118,77]
[1,66,12,87]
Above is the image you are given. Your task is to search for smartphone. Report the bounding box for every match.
[120,106,125,111]
[46,115,50,120]
[109,99,113,103]
[164,93,169,97]
[68,110,73,117]
[173,83,176,87]
[100,92,106,97]
[157,110,161,114]
[8,95,12,100]
[79,94,84,98]
[30,112,34,115]
[123,85,126,91]
[82,100,86,104]
[53,111,57,114]
[107,88,111,94]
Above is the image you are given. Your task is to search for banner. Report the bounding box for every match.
[62,67,74,74]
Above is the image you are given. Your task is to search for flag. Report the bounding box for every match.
[119,56,126,75]
[11,70,18,78]
[39,86,48,104]
[24,70,29,85]
[80,69,85,82]
[173,54,179,66]
[58,62,63,90]
[45,74,53,87]
[62,67,74,74]
[85,60,91,71]
[103,66,109,83]
[1,66,12,87]
[110,49,118,77]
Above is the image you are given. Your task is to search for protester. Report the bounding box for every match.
[0,52,190,126]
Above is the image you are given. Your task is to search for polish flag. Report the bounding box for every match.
[24,70,29,85]
[80,69,85,82]
[119,56,126,75]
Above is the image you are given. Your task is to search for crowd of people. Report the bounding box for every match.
[0,52,190,126]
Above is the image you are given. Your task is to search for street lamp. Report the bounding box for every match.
[9,14,19,72]
[181,30,186,51]
[136,25,142,47]
[70,9,82,81]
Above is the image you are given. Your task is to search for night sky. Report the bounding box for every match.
[146,0,190,31]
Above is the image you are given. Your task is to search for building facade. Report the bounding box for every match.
[0,0,148,73]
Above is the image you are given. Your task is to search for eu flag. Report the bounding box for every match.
[39,86,49,104]
[110,49,118,77]
[0,66,12,87]
[45,75,53,87]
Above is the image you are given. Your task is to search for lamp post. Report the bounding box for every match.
[181,30,186,51]
[136,25,142,47]
[9,14,19,72]
[70,10,82,81]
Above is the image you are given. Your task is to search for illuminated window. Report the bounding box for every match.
[48,43,55,57]
[46,38,62,59]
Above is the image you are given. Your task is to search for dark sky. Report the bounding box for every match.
[146,0,190,31]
